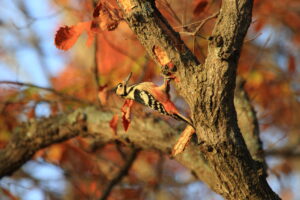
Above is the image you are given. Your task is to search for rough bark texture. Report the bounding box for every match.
[117,0,280,199]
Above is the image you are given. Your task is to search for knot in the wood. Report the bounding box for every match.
[207,145,214,152]
[131,13,145,26]
[215,35,223,47]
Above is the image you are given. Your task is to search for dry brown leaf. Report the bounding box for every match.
[55,21,91,51]
[172,125,195,156]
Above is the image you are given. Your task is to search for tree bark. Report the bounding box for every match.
[117,0,280,199]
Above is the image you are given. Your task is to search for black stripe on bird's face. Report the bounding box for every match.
[116,83,127,97]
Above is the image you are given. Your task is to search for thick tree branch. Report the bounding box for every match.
[0,111,87,177]
[0,106,217,188]
[116,0,279,199]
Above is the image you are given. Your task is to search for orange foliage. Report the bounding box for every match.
[51,65,97,101]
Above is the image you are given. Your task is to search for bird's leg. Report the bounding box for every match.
[162,77,171,94]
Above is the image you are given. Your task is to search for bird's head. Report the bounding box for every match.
[115,72,132,97]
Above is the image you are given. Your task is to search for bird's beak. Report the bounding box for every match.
[123,72,132,85]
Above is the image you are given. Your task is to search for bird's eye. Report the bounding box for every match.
[117,83,123,88]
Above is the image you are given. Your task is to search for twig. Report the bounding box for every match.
[0,81,95,106]
[99,148,140,200]
[93,1,101,105]
[244,32,262,43]
[179,11,219,39]
[115,141,127,161]
[94,34,101,104]
[265,149,300,158]
[249,34,272,72]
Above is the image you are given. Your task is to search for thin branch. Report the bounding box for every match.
[115,141,127,161]
[265,143,300,158]
[179,11,219,39]
[194,11,219,36]
[249,33,272,71]
[94,34,101,104]
[93,1,101,105]
[99,148,139,200]
[244,32,262,43]
[0,81,95,106]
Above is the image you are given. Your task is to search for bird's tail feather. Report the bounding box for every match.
[172,113,193,127]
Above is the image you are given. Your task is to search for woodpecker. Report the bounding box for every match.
[115,73,192,126]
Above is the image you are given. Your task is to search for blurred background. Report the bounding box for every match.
[0,0,299,199]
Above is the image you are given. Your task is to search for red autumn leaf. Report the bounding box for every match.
[193,0,208,16]
[172,125,195,156]
[121,99,134,131]
[288,55,296,73]
[109,114,119,135]
[55,21,91,51]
